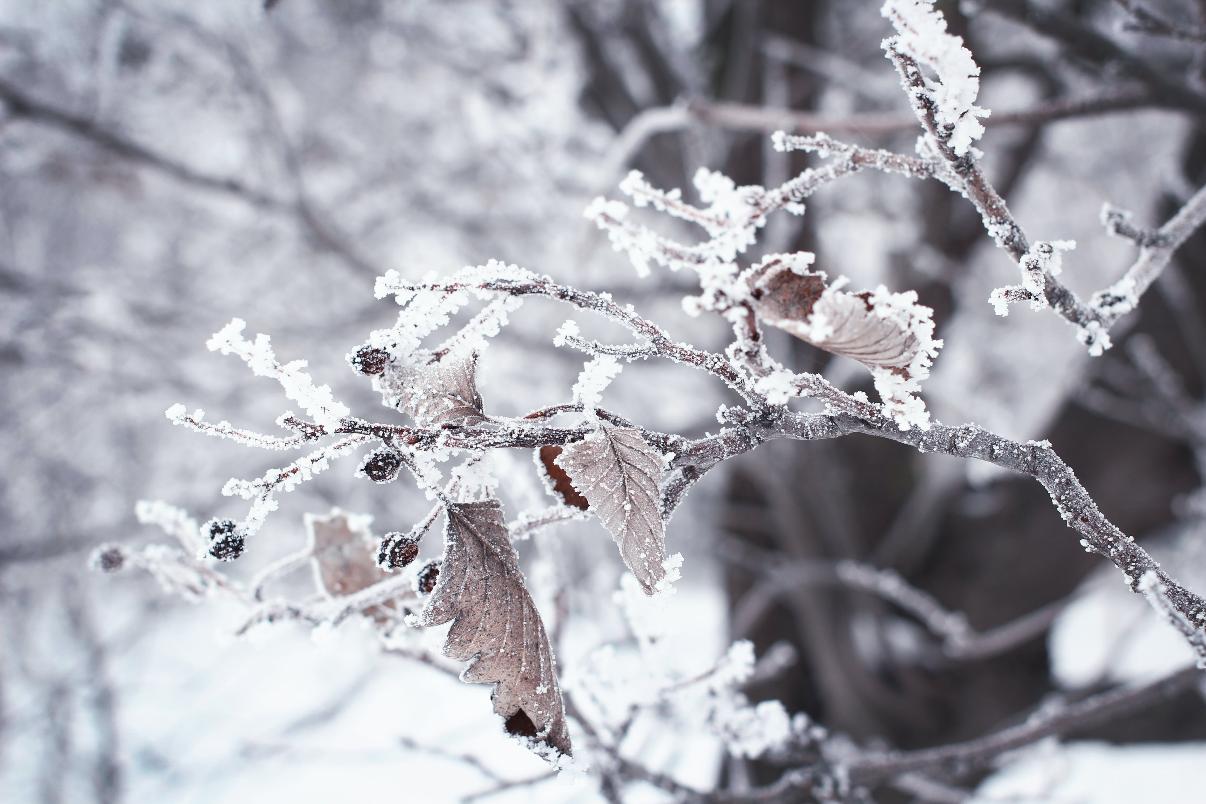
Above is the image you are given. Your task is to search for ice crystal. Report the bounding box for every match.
[882,0,989,156]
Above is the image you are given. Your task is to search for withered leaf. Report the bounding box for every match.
[536,445,590,510]
[420,500,571,756]
[749,259,923,374]
[554,426,667,594]
[307,510,385,597]
[306,510,396,623]
[397,350,486,426]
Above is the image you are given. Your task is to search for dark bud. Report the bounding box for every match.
[204,518,245,562]
[350,345,391,376]
[90,544,125,573]
[415,560,441,594]
[377,532,420,570]
[361,449,403,483]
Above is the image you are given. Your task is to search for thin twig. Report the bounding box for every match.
[887,47,1206,352]
[844,664,1201,785]
[0,78,380,279]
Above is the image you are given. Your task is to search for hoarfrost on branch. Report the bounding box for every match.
[92,0,1206,798]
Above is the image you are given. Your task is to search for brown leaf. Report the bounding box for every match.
[397,350,486,426]
[306,510,396,623]
[420,500,571,756]
[554,426,667,594]
[750,261,827,324]
[537,445,590,510]
[749,259,924,374]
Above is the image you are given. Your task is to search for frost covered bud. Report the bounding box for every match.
[90,544,126,573]
[377,532,420,570]
[350,345,391,376]
[360,448,404,483]
[415,560,440,594]
[204,518,245,561]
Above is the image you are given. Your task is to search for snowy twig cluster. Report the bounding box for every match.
[881,2,1206,355]
[96,0,1206,799]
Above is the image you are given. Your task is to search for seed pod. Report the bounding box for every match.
[204,518,245,561]
[90,545,126,573]
[350,345,391,376]
[377,532,420,570]
[360,449,403,483]
[415,560,441,594]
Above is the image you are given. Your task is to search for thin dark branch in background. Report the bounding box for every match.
[688,87,1188,134]
[723,542,1069,663]
[0,78,380,280]
[988,0,1206,113]
[38,683,70,804]
[64,587,121,804]
[561,664,1199,801]
[396,735,509,786]
[731,666,1198,801]
[1113,0,1206,42]
[462,771,559,803]
[600,87,1189,180]
[0,78,279,207]
[0,536,91,567]
[844,664,1201,787]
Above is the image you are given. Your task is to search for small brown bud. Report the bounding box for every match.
[204,518,245,561]
[377,532,420,570]
[415,560,441,594]
[90,545,126,573]
[361,449,403,483]
[350,345,391,376]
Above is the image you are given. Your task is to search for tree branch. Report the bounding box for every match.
[0,77,380,279]
[844,663,1201,786]
[887,48,1206,353]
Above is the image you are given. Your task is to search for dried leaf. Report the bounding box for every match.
[749,259,923,373]
[306,510,397,623]
[748,258,942,429]
[397,350,486,426]
[750,262,827,324]
[554,426,666,594]
[537,445,589,510]
[420,500,571,756]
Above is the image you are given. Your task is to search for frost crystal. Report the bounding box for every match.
[1090,275,1138,319]
[571,355,622,411]
[1078,320,1113,357]
[207,318,349,431]
[711,640,757,688]
[653,552,684,598]
[882,0,989,156]
[552,319,581,347]
[588,165,776,283]
[450,454,500,500]
[135,499,204,554]
[988,286,1012,317]
[712,698,793,758]
[615,572,670,650]
[371,261,527,366]
[989,240,1076,317]
[756,370,799,406]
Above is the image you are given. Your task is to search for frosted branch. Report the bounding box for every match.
[885,35,1206,353]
